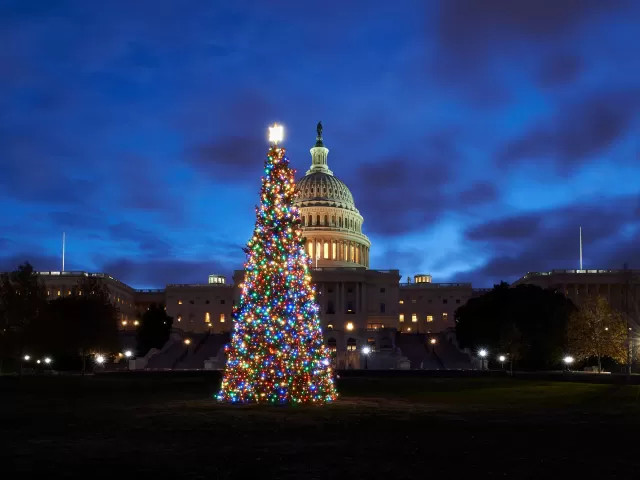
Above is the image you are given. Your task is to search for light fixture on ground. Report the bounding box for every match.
[498,355,506,369]
[563,355,574,370]
[36,359,41,364]
[362,346,371,369]
[478,348,488,370]
[124,350,133,358]
[44,357,52,364]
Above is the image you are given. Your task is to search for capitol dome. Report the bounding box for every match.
[294,123,371,268]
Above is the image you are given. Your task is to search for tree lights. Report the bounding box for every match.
[217,125,337,404]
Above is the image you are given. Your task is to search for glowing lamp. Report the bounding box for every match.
[563,356,574,365]
[362,346,371,355]
[184,339,192,345]
[478,349,487,358]
[268,123,284,144]
[430,338,437,345]
[124,350,133,358]
[44,357,52,364]
[498,355,506,362]
[23,355,31,361]
[346,322,354,331]
[95,355,105,364]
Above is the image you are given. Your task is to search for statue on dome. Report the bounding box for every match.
[316,121,323,138]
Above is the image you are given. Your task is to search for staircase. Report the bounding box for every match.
[145,338,187,369]
[394,333,442,369]
[174,333,229,370]
[433,337,472,369]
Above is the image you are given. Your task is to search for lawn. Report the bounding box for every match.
[3,374,640,478]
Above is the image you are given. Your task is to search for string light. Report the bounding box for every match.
[217,136,338,404]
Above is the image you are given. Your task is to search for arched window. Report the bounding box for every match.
[308,216,312,226]
[339,217,343,227]
[316,215,320,225]
[327,338,337,352]
[367,338,376,351]
[301,216,305,226]
[347,338,357,351]
[327,300,335,314]
[350,218,354,229]
[324,215,328,225]
[323,241,329,259]
[332,215,336,225]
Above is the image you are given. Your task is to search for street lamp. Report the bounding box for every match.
[124,350,133,358]
[479,348,488,370]
[95,354,105,365]
[44,357,52,365]
[563,355,574,371]
[498,355,506,369]
[430,338,437,345]
[184,339,191,346]
[362,346,371,370]
[23,355,31,361]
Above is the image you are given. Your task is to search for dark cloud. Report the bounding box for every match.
[498,90,640,171]
[0,253,61,273]
[100,258,233,288]
[106,223,173,257]
[188,136,265,183]
[466,215,542,242]
[458,183,498,206]
[458,195,640,285]
[538,53,584,87]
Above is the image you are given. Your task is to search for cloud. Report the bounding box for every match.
[100,258,234,288]
[0,253,61,273]
[458,183,498,205]
[537,53,584,87]
[106,223,173,257]
[458,195,640,285]
[498,90,640,171]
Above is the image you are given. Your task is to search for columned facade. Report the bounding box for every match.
[294,122,371,268]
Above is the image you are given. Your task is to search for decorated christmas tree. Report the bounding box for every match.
[217,124,338,404]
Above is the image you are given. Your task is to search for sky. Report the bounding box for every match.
[1,0,639,289]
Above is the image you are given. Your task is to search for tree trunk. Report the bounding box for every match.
[81,350,86,375]
[597,355,602,373]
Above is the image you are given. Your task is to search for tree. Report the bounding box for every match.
[217,126,337,404]
[568,295,627,372]
[456,283,575,370]
[136,303,173,356]
[0,262,48,372]
[32,277,120,373]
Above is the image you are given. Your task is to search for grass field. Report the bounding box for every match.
[4,374,640,478]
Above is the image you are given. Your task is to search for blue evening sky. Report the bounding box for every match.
[1,0,639,288]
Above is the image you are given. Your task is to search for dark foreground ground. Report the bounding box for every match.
[3,374,640,479]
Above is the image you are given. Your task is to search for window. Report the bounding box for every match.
[178,300,183,305]
[380,287,386,293]
[332,242,336,259]
[411,299,416,304]
[367,338,376,351]
[316,215,320,225]
[301,216,305,226]
[332,215,336,225]
[399,300,404,304]
[308,242,313,257]
[456,299,461,304]
[347,338,357,351]
[189,300,194,304]
[327,324,333,330]
[205,312,210,323]
[399,314,405,322]
[339,217,343,227]
[347,288,353,293]
[443,299,448,304]
[324,242,329,259]
[324,215,328,225]
[347,301,353,313]
[221,300,225,304]
[220,314,225,322]
[327,288,334,293]
[427,315,433,322]
[205,300,210,304]
[177,315,182,322]
[367,323,385,330]
[68,290,71,295]
[411,313,418,323]
[428,299,432,304]
[327,338,337,352]
[380,303,386,313]
[443,312,448,321]
[327,300,335,314]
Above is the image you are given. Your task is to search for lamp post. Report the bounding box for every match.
[362,346,371,370]
[479,349,488,370]
[498,355,506,370]
[563,355,574,372]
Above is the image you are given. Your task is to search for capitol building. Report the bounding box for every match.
[32,124,640,370]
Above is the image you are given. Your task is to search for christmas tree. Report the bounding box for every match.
[217,124,338,404]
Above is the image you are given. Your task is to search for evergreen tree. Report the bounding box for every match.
[217,125,337,404]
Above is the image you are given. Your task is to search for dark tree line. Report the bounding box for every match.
[455,282,576,370]
[0,262,174,373]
